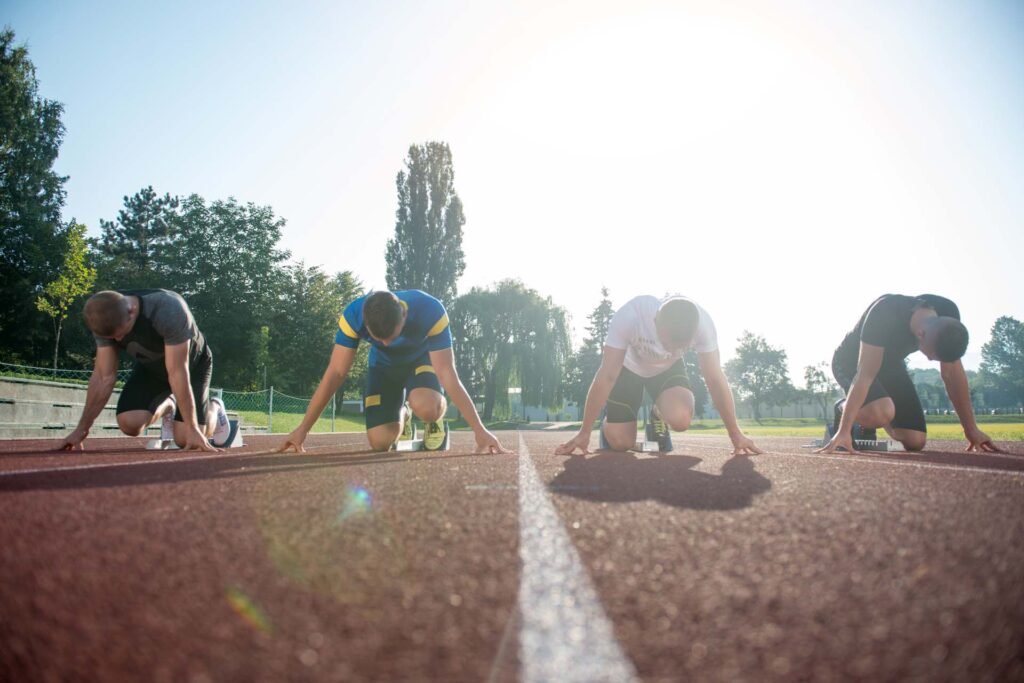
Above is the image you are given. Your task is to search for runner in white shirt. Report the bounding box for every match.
[556,295,763,456]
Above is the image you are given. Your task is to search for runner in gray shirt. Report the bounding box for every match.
[60,289,223,452]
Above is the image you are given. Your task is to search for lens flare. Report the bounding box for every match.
[337,486,372,522]
[226,587,271,634]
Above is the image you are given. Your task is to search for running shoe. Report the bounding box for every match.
[210,396,231,445]
[646,407,673,452]
[423,418,449,451]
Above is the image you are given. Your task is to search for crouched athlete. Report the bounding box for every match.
[277,290,509,454]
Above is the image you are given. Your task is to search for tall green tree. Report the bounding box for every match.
[0,28,68,362]
[724,331,794,421]
[268,264,363,396]
[35,222,96,370]
[451,280,570,420]
[803,362,839,420]
[978,316,1024,408]
[566,287,615,408]
[385,142,466,308]
[162,194,290,388]
[97,186,179,288]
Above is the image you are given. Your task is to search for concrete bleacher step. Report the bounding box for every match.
[0,377,260,440]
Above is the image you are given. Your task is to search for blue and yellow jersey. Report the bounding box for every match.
[334,290,452,366]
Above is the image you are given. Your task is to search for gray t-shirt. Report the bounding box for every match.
[95,289,208,374]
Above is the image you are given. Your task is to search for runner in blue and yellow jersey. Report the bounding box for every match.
[277,290,509,454]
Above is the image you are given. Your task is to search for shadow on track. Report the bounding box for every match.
[549,451,771,511]
[0,450,493,493]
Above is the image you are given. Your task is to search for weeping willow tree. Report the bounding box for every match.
[450,279,571,420]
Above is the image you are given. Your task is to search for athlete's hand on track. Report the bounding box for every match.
[183,426,221,453]
[275,430,307,454]
[965,427,1001,453]
[554,432,591,456]
[58,428,88,451]
[815,432,858,454]
[475,428,512,454]
[730,434,764,455]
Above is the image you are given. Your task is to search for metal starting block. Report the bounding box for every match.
[146,419,243,450]
[803,424,904,452]
[634,439,662,453]
[804,437,904,452]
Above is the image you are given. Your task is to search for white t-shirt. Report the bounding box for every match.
[605,295,718,377]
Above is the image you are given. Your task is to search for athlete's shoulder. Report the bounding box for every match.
[338,294,369,341]
[398,289,445,311]
[916,293,960,319]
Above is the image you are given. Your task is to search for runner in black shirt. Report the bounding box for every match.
[59,289,222,452]
[817,294,999,454]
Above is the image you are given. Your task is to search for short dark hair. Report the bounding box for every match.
[656,298,700,349]
[935,318,969,362]
[83,291,129,337]
[363,291,404,339]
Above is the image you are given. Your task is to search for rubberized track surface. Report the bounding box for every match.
[1,433,1022,682]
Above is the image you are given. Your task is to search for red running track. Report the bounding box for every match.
[1,432,1022,681]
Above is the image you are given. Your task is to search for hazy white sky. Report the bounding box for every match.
[8,0,1023,382]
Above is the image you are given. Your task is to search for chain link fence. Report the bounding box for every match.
[1,363,364,434]
[221,388,363,434]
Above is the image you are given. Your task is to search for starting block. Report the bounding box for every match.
[392,421,449,452]
[599,430,667,453]
[146,419,243,450]
[803,424,904,453]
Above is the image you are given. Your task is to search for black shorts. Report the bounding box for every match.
[605,359,692,423]
[832,347,925,433]
[116,350,214,425]
[364,353,443,429]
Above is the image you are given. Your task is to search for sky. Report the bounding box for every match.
[7,0,1024,384]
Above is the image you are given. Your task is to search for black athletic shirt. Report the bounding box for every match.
[94,289,209,376]
[837,294,960,361]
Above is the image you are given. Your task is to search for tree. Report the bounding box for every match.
[97,186,179,288]
[35,222,96,370]
[267,263,363,395]
[724,331,794,421]
[804,362,839,420]
[979,316,1024,408]
[385,142,466,308]
[0,28,68,363]
[566,287,614,407]
[162,194,291,388]
[450,280,571,420]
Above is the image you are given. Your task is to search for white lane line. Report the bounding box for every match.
[517,436,639,683]
[690,443,1024,478]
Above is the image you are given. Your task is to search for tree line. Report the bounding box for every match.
[2,28,1022,419]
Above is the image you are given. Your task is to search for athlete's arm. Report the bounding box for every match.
[817,342,884,454]
[59,345,120,451]
[431,347,510,454]
[554,346,626,455]
[941,359,1000,453]
[277,344,357,454]
[166,341,218,453]
[698,349,764,456]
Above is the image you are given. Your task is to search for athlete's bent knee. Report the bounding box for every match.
[900,433,927,452]
[117,416,145,437]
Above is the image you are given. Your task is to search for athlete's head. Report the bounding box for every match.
[83,291,133,340]
[654,298,700,352]
[363,291,407,345]
[919,316,969,362]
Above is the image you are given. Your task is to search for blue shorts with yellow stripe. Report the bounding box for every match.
[363,352,443,429]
